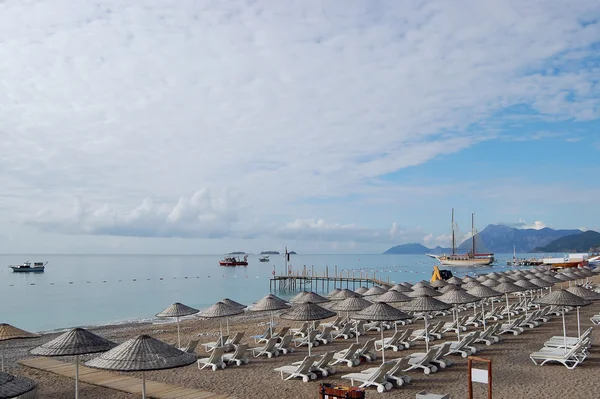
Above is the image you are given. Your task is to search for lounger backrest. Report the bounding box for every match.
[278,334,293,348]
[455,332,476,349]
[296,355,318,373]
[315,351,335,368]
[389,356,411,375]
[320,326,333,338]
[184,340,199,353]
[276,326,290,337]
[434,342,452,358]
[264,337,279,351]
[399,328,413,341]
[340,343,361,359]
[367,361,396,382]
[208,347,225,363]
[228,332,244,345]
[360,338,376,354]
[337,323,352,335]
[218,335,229,347]
[387,330,402,343]
[232,343,248,359]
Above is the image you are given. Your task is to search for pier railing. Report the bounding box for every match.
[269,264,392,292]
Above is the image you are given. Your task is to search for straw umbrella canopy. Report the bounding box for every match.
[156,302,199,348]
[0,324,39,372]
[199,301,244,339]
[330,295,372,343]
[400,295,451,351]
[476,275,490,282]
[412,281,432,289]
[438,284,465,294]
[377,290,411,304]
[31,328,116,399]
[362,286,388,297]
[430,279,448,288]
[291,292,329,304]
[354,287,369,295]
[352,303,410,364]
[539,275,562,284]
[496,276,515,283]
[493,282,526,323]
[290,291,309,302]
[327,288,342,298]
[390,284,413,293]
[463,281,482,290]
[249,294,290,336]
[534,290,590,351]
[221,298,246,310]
[466,285,502,329]
[408,287,441,297]
[446,276,463,285]
[399,282,413,288]
[0,371,37,399]
[280,303,336,355]
[481,279,499,287]
[86,335,196,399]
[437,288,479,341]
[332,289,359,300]
[462,276,477,283]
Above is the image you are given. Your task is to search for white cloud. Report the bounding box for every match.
[0,1,598,251]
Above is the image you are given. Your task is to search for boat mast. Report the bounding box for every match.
[471,212,475,255]
[451,208,455,256]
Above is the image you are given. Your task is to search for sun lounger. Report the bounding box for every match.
[361,356,412,387]
[434,331,480,358]
[202,335,229,352]
[274,355,318,382]
[332,343,361,367]
[499,315,525,335]
[530,341,588,369]
[223,343,249,366]
[275,334,295,354]
[197,346,227,371]
[273,326,290,341]
[178,339,199,354]
[341,361,396,393]
[293,330,320,348]
[321,316,343,330]
[250,337,279,358]
[350,320,367,337]
[316,326,333,345]
[292,351,337,376]
[356,338,377,362]
[225,332,244,351]
[590,314,600,325]
[252,327,271,343]
[331,323,354,340]
[474,324,501,346]
[404,348,439,374]
[291,322,310,337]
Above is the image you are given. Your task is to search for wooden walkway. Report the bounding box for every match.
[19,357,235,399]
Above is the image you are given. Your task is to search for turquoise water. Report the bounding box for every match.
[0,253,539,332]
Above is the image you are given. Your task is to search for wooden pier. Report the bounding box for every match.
[269,264,392,292]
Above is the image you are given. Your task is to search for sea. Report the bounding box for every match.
[0,253,549,333]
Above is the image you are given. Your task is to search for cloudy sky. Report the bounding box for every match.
[1,0,599,254]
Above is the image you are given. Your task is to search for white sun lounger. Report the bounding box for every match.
[223,343,249,366]
[342,361,396,393]
[274,355,318,382]
[332,343,361,367]
[250,337,279,358]
[331,323,354,340]
[530,341,587,369]
[405,348,439,374]
[361,356,412,387]
[275,334,295,354]
[202,335,229,352]
[197,346,227,371]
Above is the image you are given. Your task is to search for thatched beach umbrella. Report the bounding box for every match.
[430,279,448,288]
[280,303,336,355]
[375,290,411,332]
[408,287,441,297]
[291,292,329,304]
[481,279,499,287]
[399,282,413,288]
[332,289,359,300]
[534,290,590,351]
[438,284,464,294]
[463,281,482,290]
[363,286,388,297]
[86,335,196,399]
[355,287,369,295]
[221,298,247,311]
[0,371,37,399]
[565,287,600,337]
[493,282,526,323]
[250,294,290,336]
[400,295,451,351]
[0,324,39,372]
[200,301,244,339]
[31,328,116,399]
[437,287,479,341]
[327,288,342,298]
[156,302,199,348]
[466,285,502,330]
[446,276,463,286]
[352,303,410,364]
[390,284,413,293]
[412,281,432,289]
[330,295,372,343]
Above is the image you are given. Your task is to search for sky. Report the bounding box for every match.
[0,0,599,254]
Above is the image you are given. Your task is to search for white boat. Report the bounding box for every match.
[10,261,47,273]
[540,253,588,268]
[427,210,494,267]
[259,255,270,262]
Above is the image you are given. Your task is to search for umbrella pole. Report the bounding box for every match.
[219,320,223,342]
[270,312,274,336]
[142,371,146,399]
[380,322,385,364]
[481,302,486,330]
[577,306,581,338]
[176,316,181,349]
[424,315,429,352]
[1,347,4,371]
[455,306,460,342]
[505,293,511,323]
[226,318,230,335]
[561,308,567,354]
[75,354,79,399]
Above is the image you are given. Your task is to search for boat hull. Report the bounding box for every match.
[10,267,44,272]
[428,254,494,267]
[219,262,248,267]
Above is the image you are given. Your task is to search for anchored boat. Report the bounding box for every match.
[219,255,249,267]
[10,261,47,273]
[427,210,495,267]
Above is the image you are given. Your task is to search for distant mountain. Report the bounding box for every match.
[456,225,581,253]
[228,251,246,255]
[261,251,280,255]
[384,243,430,254]
[533,231,600,253]
[289,251,297,255]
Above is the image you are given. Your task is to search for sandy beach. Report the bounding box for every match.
[5,278,600,399]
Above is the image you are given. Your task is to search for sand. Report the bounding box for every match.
[4,278,600,398]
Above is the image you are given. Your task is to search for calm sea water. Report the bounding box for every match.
[0,253,544,332]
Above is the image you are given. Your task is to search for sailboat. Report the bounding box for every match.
[427,209,495,267]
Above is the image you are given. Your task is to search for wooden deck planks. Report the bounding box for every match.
[19,357,235,399]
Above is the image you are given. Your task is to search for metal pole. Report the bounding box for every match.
[75,354,79,399]
[176,316,181,348]
[142,371,146,399]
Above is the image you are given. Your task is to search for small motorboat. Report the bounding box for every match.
[10,261,47,273]
[219,255,249,267]
[259,255,270,262]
